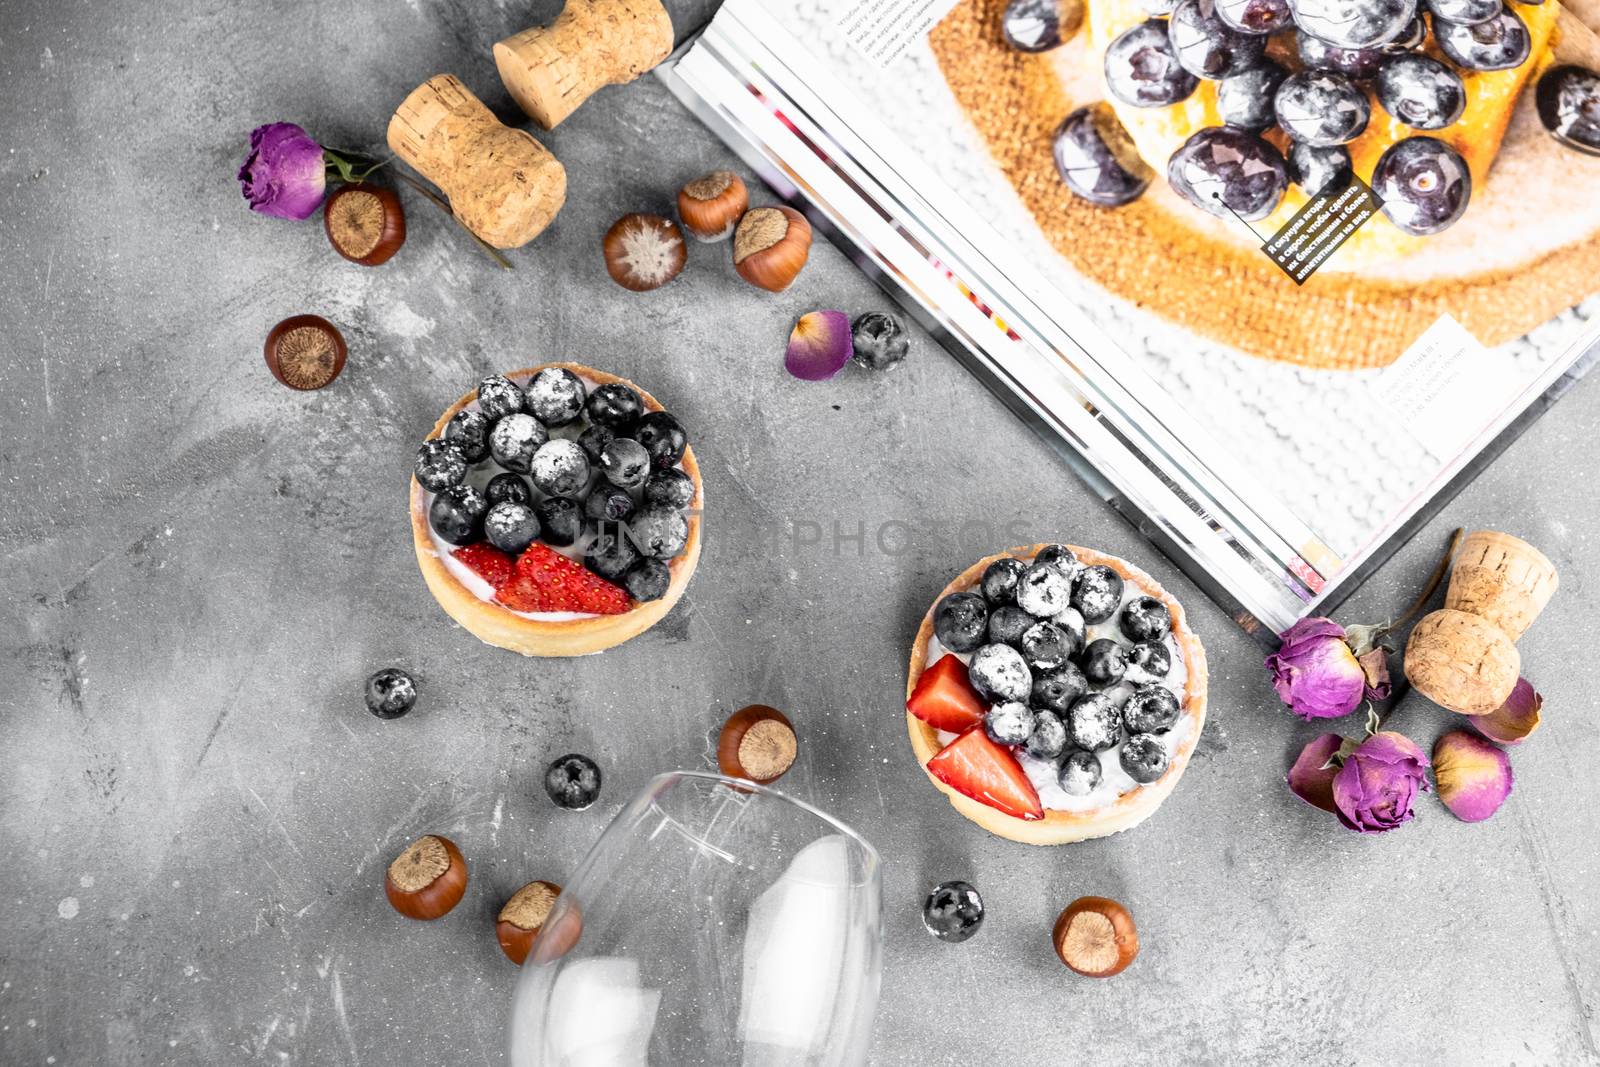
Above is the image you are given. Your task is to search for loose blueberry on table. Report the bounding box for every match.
[365,667,418,720]
[923,880,986,943]
[544,753,602,810]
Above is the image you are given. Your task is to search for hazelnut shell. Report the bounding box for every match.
[1053,896,1138,978]
[496,879,562,965]
[602,213,687,292]
[323,183,406,266]
[717,705,797,784]
[385,834,468,921]
[677,170,749,242]
[732,206,811,292]
[264,314,347,391]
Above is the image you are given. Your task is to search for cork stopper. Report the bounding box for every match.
[499,880,560,930]
[494,0,674,129]
[326,189,387,258]
[738,718,797,782]
[1444,530,1558,642]
[388,835,451,892]
[733,208,789,263]
[1403,609,1521,715]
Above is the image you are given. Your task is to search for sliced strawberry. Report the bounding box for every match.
[495,544,631,615]
[926,726,1044,821]
[907,654,986,732]
[452,542,514,588]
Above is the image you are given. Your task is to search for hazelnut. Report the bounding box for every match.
[677,170,749,242]
[1052,896,1138,977]
[602,212,687,292]
[717,705,797,784]
[385,834,468,920]
[323,183,406,266]
[732,206,811,292]
[264,314,346,391]
[496,879,562,965]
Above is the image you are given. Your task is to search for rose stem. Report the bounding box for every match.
[1383,527,1464,639]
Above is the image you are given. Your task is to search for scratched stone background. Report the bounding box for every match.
[1,1,1597,1064]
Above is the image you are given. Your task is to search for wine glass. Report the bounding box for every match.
[508,770,883,1066]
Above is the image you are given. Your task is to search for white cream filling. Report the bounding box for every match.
[926,571,1190,814]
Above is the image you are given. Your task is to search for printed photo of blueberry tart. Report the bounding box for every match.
[410,363,703,657]
[905,544,1208,845]
[930,0,1600,367]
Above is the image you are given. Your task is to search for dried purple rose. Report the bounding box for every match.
[1266,617,1370,720]
[1330,730,1431,833]
[238,123,329,220]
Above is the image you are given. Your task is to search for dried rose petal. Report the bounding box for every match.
[1287,733,1345,813]
[1468,677,1542,746]
[1433,729,1513,823]
[785,310,854,381]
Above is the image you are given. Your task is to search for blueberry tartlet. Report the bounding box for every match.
[410,363,702,657]
[905,544,1207,845]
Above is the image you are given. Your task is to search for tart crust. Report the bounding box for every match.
[410,362,703,657]
[905,545,1208,845]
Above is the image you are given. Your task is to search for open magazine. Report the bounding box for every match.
[659,0,1600,636]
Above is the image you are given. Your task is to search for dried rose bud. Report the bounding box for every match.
[1330,730,1430,833]
[1266,618,1367,720]
[238,123,327,220]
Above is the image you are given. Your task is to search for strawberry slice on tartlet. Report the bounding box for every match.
[495,544,631,615]
[907,654,987,732]
[926,725,1044,821]
[452,543,515,588]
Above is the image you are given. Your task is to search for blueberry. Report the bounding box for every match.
[1423,0,1498,23]
[489,413,548,473]
[486,472,533,508]
[1127,640,1174,680]
[444,409,491,463]
[644,467,697,508]
[1081,638,1128,687]
[1372,136,1472,235]
[988,605,1035,647]
[1383,13,1428,48]
[981,556,1029,605]
[578,424,616,465]
[531,439,592,498]
[1215,0,1292,32]
[627,504,690,559]
[1167,127,1288,221]
[1002,0,1082,51]
[600,438,651,490]
[1032,662,1090,713]
[850,312,911,371]
[1217,62,1287,130]
[984,701,1035,746]
[1287,141,1354,196]
[1021,620,1079,671]
[1066,692,1123,751]
[1120,733,1171,783]
[1017,561,1074,617]
[1295,30,1384,78]
[476,375,525,421]
[1034,545,1082,577]
[1537,65,1600,156]
[923,880,984,943]
[1119,596,1172,643]
[535,496,584,547]
[1070,564,1125,624]
[364,667,417,720]
[1058,749,1104,795]
[1433,5,1529,70]
[429,483,488,545]
[1275,72,1370,146]
[1053,105,1155,207]
[484,501,540,555]
[623,558,672,602]
[635,411,688,469]
[544,753,601,810]
[1104,20,1200,108]
[933,591,990,653]
[585,524,641,582]
[586,383,645,434]
[524,367,586,427]
[1053,609,1087,651]
[584,480,636,524]
[1168,0,1267,80]
[968,644,1033,704]
[1288,0,1416,47]
[1026,709,1070,760]
[1123,684,1182,733]
[1377,54,1466,129]
[414,439,468,492]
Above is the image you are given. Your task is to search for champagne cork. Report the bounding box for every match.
[1444,530,1558,642]
[1403,609,1521,716]
[386,74,567,249]
[494,0,674,129]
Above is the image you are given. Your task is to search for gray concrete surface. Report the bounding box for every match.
[2,1,1597,1064]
